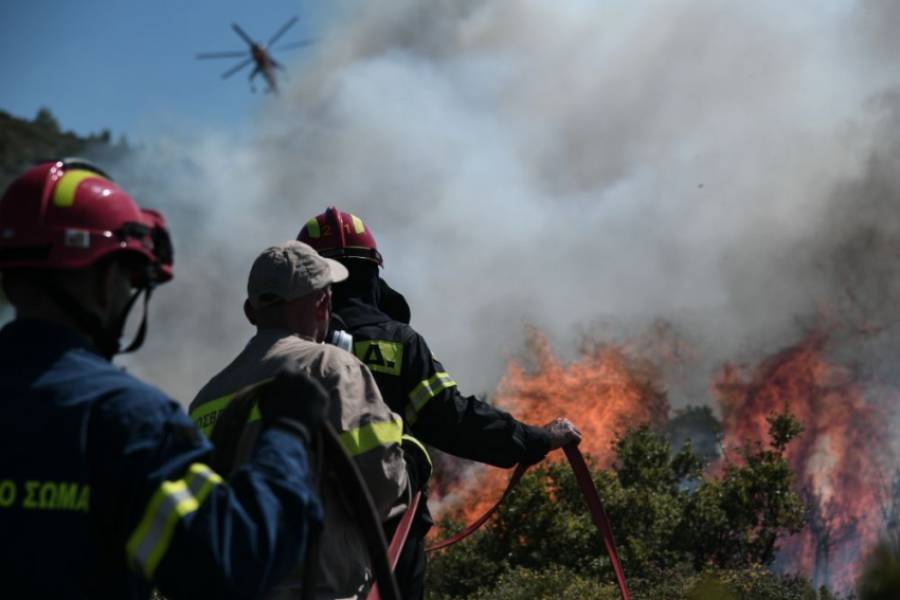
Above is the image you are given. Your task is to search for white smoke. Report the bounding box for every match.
[106,0,900,415]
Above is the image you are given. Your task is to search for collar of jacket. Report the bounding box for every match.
[0,318,100,363]
[252,327,319,344]
[334,297,396,330]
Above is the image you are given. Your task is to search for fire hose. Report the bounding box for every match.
[215,377,627,600]
[318,421,402,600]
[368,443,631,600]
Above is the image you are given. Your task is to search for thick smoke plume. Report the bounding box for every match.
[112,0,900,404]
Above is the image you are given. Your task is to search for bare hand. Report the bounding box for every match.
[543,417,582,449]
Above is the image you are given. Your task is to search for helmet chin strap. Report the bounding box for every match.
[32,274,154,360]
[114,286,154,355]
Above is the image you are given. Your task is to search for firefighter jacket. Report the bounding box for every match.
[0,319,323,599]
[189,328,408,600]
[336,295,554,470]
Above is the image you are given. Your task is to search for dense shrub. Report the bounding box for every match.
[426,413,823,600]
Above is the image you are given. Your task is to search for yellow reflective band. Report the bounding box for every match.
[239,377,277,425]
[354,340,403,376]
[185,463,223,505]
[53,170,105,208]
[192,378,275,436]
[340,418,404,456]
[306,217,321,239]
[406,372,456,425]
[350,214,365,234]
[189,393,234,437]
[248,402,262,424]
[401,434,432,472]
[126,463,223,579]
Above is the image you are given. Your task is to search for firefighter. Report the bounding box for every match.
[189,240,408,600]
[298,207,582,599]
[0,159,325,599]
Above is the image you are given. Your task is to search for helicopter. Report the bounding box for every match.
[196,16,312,94]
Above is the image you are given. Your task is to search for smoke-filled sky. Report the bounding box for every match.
[25,0,900,407]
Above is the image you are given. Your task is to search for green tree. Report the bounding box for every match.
[678,414,806,569]
[34,107,60,134]
[426,413,818,600]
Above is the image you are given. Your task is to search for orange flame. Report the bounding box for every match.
[434,326,668,523]
[431,324,893,593]
[714,330,889,589]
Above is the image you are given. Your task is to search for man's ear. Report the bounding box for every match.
[244,298,257,326]
[315,291,330,320]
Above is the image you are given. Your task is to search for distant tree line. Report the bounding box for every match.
[0,107,129,193]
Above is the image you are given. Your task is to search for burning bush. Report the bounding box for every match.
[426,413,828,600]
[715,332,892,590]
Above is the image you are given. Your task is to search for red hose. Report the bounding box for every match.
[425,444,631,600]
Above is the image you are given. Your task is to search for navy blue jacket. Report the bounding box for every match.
[0,319,323,599]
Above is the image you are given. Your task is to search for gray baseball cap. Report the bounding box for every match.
[247,240,348,308]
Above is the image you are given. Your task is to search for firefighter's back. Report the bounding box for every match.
[0,319,165,597]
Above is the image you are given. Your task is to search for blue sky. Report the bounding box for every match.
[1,0,331,139]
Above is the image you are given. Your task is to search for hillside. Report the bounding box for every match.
[0,108,126,193]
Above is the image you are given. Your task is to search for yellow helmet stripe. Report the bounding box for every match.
[305,217,321,239]
[350,214,365,234]
[53,169,106,208]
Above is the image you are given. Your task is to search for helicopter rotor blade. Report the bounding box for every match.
[221,57,255,79]
[267,16,299,47]
[231,23,257,47]
[275,39,315,51]
[196,50,248,60]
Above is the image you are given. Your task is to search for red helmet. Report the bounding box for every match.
[0,159,172,286]
[298,207,383,266]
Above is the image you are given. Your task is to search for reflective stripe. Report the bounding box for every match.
[306,217,321,238]
[189,393,234,437]
[340,418,404,456]
[127,463,223,578]
[248,402,262,424]
[53,170,105,207]
[199,382,401,454]
[401,433,432,473]
[406,372,456,424]
[354,340,403,376]
[190,378,275,436]
[242,377,277,425]
[350,214,365,234]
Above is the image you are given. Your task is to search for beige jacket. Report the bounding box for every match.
[190,328,408,600]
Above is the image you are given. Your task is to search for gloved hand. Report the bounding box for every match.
[542,417,582,450]
[259,367,330,444]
